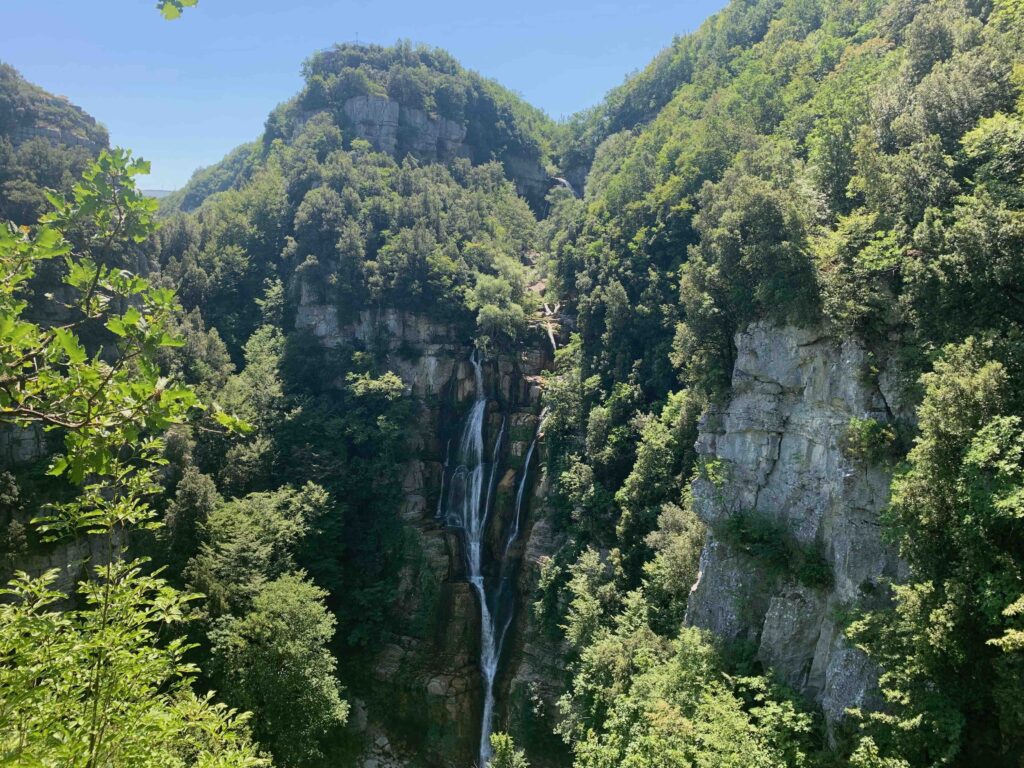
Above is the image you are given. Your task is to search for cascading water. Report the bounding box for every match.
[552,176,578,197]
[503,409,546,562]
[436,439,452,519]
[493,411,546,682]
[440,352,544,766]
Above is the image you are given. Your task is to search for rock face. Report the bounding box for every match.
[0,424,123,604]
[2,66,109,154]
[341,95,468,163]
[333,94,550,210]
[501,465,573,768]
[299,288,550,766]
[296,301,464,399]
[10,122,103,151]
[686,323,907,727]
[0,422,132,611]
[0,424,46,467]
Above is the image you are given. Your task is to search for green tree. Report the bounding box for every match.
[208,574,348,768]
[185,483,330,616]
[490,732,531,768]
[0,566,266,767]
[163,467,223,572]
[0,149,263,765]
[675,159,819,396]
[849,339,1024,765]
[559,602,814,768]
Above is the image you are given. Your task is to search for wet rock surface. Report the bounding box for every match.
[301,295,550,766]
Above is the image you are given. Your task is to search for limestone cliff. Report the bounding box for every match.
[298,301,916,758]
[501,467,573,768]
[1,63,108,154]
[341,95,468,163]
[686,323,909,728]
[333,94,550,210]
[0,424,118,602]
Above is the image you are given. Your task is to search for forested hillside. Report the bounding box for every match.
[534,0,1024,766]
[0,63,108,223]
[1,1,1024,767]
[162,42,557,214]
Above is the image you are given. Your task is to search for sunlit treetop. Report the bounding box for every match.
[157,0,198,20]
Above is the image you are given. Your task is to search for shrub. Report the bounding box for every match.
[842,416,898,465]
[718,509,833,590]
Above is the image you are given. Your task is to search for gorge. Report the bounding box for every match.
[2,1,1024,767]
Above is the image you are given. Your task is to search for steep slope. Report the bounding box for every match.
[521,0,1024,766]
[4,4,1024,766]
[140,42,562,767]
[0,69,111,595]
[0,62,108,223]
[555,0,787,189]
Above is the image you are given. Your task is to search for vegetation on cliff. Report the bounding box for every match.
[0,148,267,766]
[2,0,1024,766]
[162,41,557,214]
[535,0,1024,766]
[5,34,543,768]
[0,62,108,224]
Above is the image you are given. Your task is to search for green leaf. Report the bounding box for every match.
[122,307,142,328]
[158,332,185,347]
[47,455,69,477]
[33,227,68,257]
[213,410,254,435]
[54,328,87,364]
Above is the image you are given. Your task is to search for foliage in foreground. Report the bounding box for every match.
[0,149,267,765]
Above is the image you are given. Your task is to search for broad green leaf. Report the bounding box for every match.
[122,307,142,328]
[54,328,87,364]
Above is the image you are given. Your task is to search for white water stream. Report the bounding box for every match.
[441,352,543,766]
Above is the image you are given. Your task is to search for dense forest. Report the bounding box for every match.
[1,0,1023,767]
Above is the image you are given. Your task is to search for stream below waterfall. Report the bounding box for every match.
[439,352,543,766]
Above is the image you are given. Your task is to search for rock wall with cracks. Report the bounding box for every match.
[686,322,910,729]
[331,94,550,210]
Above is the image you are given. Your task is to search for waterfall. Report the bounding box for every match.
[493,413,546,681]
[552,176,578,197]
[442,351,496,765]
[483,416,506,534]
[441,351,543,767]
[436,439,451,519]
[503,410,546,562]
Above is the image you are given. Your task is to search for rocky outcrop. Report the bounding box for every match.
[0,424,46,467]
[0,422,121,604]
[296,301,465,399]
[332,94,551,211]
[501,465,573,767]
[10,122,103,151]
[501,153,550,212]
[341,95,469,163]
[686,323,908,728]
[2,66,108,154]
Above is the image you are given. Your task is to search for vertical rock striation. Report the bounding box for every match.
[686,323,908,727]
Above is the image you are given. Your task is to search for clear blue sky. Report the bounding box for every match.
[4,0,726,189]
